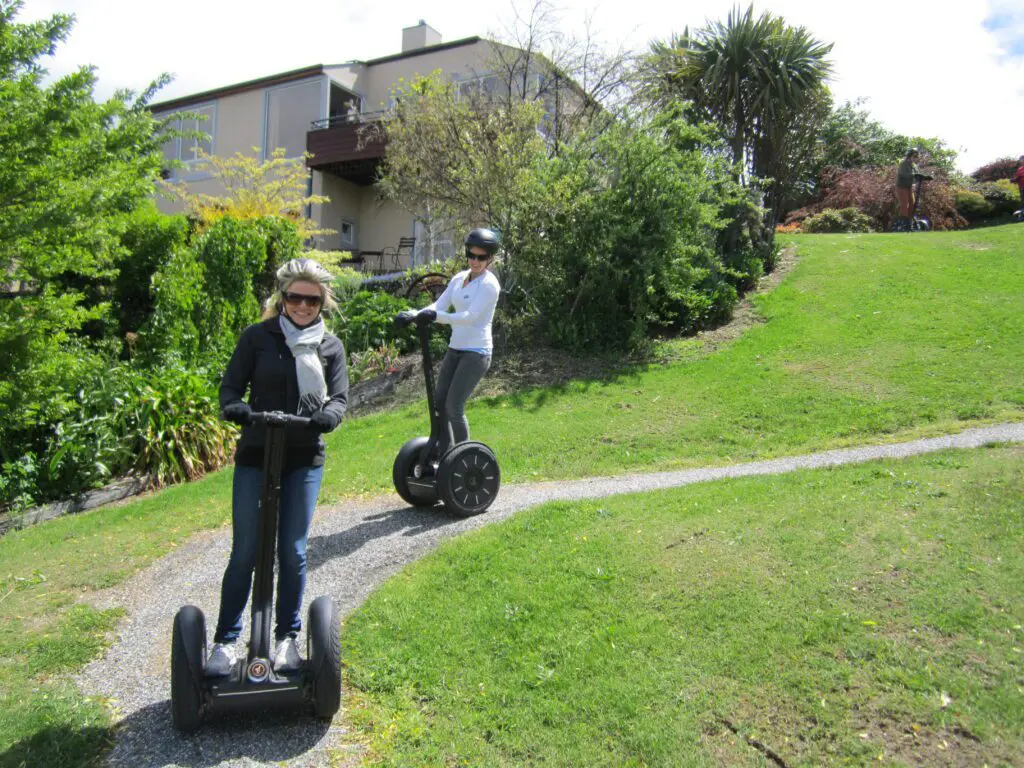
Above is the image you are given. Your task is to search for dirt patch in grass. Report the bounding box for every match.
[700,699,828,768]
[704,694,1016,767]
[854,715,1012,767]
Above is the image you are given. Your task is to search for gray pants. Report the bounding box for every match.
[434,348,491,451]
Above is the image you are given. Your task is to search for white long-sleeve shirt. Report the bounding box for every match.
[423,269,501,352]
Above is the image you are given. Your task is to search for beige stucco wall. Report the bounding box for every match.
[214,88,266,158]
[312,172,417,269]
[313,171,362,250]
[359,195,416,268]
[361,40,493,111]
[153,78,325,216]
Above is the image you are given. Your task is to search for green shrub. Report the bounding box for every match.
[954,189,994,219]
[45,362,235,494]
[0,334,112,466]
[0,454,41,512]
[330,291,416,357]
[253,216,303,301]
[123,364,236,488]
[519,115,735,352]
[140,216,302,364]
[972,181,1019,216]
[114,205,190,340]
[802,207,875,233]
[331,265,366,305]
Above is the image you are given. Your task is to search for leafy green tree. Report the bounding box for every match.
[0,0,169,462]
[819,99,958,175]
[372,72,549,270]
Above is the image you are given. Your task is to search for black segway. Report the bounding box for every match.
[170,411,341,732]
[890,172,933,232]
[392,311,500,516]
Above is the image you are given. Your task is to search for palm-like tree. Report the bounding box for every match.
[640,4,833,194]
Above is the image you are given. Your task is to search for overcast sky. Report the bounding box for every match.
[21,0,1024,173]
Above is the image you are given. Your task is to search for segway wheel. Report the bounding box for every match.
[393,436,437,507]
[436,441,500,516]
[307,596,342,719]
[171,605,206,732]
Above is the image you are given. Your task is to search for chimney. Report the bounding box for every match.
[401,20,442,53]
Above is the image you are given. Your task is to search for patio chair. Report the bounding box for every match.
[382,237,416,271]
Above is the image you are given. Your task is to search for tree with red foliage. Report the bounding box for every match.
[786,160,962,231]
[970,157,1018,183]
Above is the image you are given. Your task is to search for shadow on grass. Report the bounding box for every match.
[0,699,336,768]
[480,358,653,414]
[0,724,112,768]
[307,503,463,573]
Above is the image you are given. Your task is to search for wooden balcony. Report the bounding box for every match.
[305,113,387,186]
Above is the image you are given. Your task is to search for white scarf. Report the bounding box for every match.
[279,315,327,415]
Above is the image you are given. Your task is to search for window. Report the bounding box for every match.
[160,103,216,175]
[265,79,322,159]
[339,220,356,249]
[455,74,502,104]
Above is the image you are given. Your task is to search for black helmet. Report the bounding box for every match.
[464,228,500,257]
[906,147,920,157]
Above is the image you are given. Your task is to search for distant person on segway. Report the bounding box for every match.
[894,147,933,231]
[397,228,501,455]
[210,258,348,676]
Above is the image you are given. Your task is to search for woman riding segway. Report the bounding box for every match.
[392,228,502,515]
[398,228,501,456]
[211,258,348,675]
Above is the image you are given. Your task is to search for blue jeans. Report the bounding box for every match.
[214,464,323,643]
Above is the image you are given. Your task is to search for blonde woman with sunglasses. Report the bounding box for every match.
[208,258,348,676]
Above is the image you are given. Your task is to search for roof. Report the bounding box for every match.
[149,36,485,113]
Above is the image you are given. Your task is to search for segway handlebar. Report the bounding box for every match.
[247,411,313,428]
[394,310,437,328]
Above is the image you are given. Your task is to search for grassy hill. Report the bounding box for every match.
[0,225,1022,766]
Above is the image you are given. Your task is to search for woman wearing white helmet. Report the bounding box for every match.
[400,228,501,454]
[208,258,348,676]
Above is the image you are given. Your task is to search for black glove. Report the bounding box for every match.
[395,310,417,327]
[414,308,437,327]
[222,402,252,425]
[310,410,336,433]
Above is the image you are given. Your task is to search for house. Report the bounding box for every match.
[150,21,565,271]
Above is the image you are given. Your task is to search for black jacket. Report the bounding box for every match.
[220,316,348,469]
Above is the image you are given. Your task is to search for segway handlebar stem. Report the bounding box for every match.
[248,411,313,428]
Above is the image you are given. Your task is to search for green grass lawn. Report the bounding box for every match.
[343,445,1024,767]
[321,226,1023,501]
[0,225,1022,765]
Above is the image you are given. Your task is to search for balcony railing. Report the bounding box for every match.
[309,110,387,131]
[306,111,388,184]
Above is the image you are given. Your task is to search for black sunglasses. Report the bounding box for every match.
[283,291,323,308]
[466,250,491,261]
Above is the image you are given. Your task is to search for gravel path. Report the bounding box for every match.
[76,422,1024,768]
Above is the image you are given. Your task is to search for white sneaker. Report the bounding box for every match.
[206,642,237,676]
[272,636,301,672]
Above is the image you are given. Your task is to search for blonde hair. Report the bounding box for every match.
[262,257,339,319]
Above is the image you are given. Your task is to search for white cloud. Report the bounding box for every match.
[19,0,1024,172]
